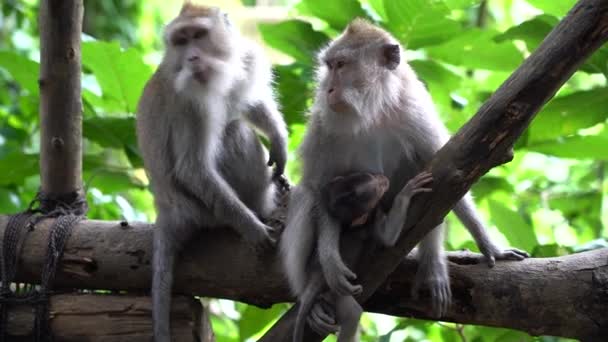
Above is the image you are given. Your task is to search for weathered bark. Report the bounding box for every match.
[38,0,84,195]
[0,217,606,339]
[263,0,608,340]
[5,294,210,342]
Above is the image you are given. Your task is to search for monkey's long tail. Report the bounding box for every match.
[293,275,324,342]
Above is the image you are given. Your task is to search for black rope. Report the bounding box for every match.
[0,190,87,342]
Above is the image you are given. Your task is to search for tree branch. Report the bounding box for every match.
[262,0,608,340]
[0,217,606,339]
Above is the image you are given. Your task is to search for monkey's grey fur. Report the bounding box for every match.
[137,5,287,341]
[281,19,528,341]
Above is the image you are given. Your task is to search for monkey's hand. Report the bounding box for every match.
[480,244,529,267]
[267,137,287,179]
[401,171,433,198]
[307,295,339,336]
[323,254,362,296]
[242,220,277,251]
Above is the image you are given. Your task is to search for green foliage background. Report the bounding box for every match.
[0,0,606,341]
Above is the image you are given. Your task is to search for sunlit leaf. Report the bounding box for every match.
[488,200,539,251]
[0,153,39,186]
[82,41,153,113]
[274,63,314,126]
[527,88,608,144]
[0,51,39,95]
[296,0,369,30]
[528,134,608,160]
[525,0,576,17]
[258,20,330,65]
[384,0,462,49]
[238,304,284,340]
[426,28,523,71]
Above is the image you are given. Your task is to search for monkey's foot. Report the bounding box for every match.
[324,259,362,296]
[482,246,529,267]
[412,274,452,318]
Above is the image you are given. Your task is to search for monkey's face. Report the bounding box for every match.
[316,25,402,133]
[164,9,234,93]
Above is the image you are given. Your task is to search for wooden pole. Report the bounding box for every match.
[38,0,84,196]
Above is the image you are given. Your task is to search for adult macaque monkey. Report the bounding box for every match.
[136,3,287,341]
[281,18,528,339]
[292,172,433,342]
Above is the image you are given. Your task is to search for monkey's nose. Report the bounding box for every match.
[188,55,199,62]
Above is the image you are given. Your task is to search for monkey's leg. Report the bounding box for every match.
[220,119,276,218]
[152,213,197,342]
[412,223,451,318]
[335,295,362,342]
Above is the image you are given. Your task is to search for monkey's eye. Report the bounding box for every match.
[335,60,346,69]
[193,29,208,40]
[325,60,333,69]
[172,36,188,46]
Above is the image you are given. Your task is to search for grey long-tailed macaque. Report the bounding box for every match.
[292,171,433,342]
[136,3,287,341]
[281,19,528,341]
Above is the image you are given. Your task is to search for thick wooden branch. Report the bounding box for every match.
[39,0,84,195]
[0,217,606,339]
[263,0,608,340]
[5,294,212,341]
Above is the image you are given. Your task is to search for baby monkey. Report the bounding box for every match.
[293,172,433,342]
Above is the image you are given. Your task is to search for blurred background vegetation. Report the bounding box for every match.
[0,0,606,341]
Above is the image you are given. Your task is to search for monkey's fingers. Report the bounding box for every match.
[495,248,529,261]
[308,304,339,336]
[330,274,362,297]
[431,282,452,318]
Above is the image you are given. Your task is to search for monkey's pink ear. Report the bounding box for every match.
[382,44,400,70]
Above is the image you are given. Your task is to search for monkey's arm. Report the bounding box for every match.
[174,154,275,247]
[374,172,433,247]
[317,207,362,296]
[244,102,288,177]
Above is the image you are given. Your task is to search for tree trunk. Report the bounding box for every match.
[0,217,606,339]
[38,0,84,195]
[4,294,211,342]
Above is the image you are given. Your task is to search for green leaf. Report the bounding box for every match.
[83,116,137,149]
[296,0,369,31]
[525,0,576,17]
[0,153,39,186]
[471,176,515,200]
[488,199,539,251]
[83,116,143,168]
[443,0,479,10]
[410,59,461,110]
[82,41,153,113]
[494,14,558,52]
[83,154,144,193]
[366,0,388,22]
[384,0,462,49]
[495,14,608,75]
[274,63,314,126]
[0,188,20,213]
[0,51,39,95]
[238,304,284,340]
[426,28,524,71]
[527,88,608,144]
[527,134,608,159]
[532,243,573,257]
[258,20,330,65]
